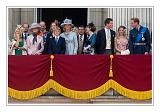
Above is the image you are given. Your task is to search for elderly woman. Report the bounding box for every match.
[26,23,44,55]
[10,25,27,55]
[60,19,78,55]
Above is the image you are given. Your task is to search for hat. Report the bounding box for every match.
[61,19,74,27]
[29,23,41,30]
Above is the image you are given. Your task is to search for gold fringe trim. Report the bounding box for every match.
[8,79,152,100]
[51,80,111,99]
[110,79,152,100]
[8,80,53,100]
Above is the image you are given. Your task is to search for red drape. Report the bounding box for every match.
[112,55,152,91]
[8,55,152,97]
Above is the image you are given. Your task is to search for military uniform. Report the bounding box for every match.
[129,25,151,54]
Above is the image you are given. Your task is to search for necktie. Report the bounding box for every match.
[55,37,58,44]
[32,35,37,45]
[80,35,82,41]
[24,33,27,40]
[107,29,110,38]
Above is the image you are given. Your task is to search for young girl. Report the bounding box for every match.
[115,26,130,55]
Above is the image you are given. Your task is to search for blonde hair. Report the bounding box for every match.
[53,26,61,33]
[14,25,23,40]
[116,26,127,38]
[50,20,60,32]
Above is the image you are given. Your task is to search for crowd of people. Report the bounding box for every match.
[8,17,152,55]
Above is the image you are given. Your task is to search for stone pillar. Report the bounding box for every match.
[8,8,36,40]
[8,8,21,40]
[20,8,36,25]
[87,8,104,31]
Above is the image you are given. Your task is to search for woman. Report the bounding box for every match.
[60,19,78,55]
[83,23,96,55]
[114,26,130,55]
[27,23,44,55]
[11,25,27,55]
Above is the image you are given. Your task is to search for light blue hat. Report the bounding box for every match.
[61,19,74,27]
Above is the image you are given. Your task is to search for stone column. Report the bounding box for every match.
[87,8,104,31]
[8,8,21,40]
[8,8,36,40]
[20,8,35,25]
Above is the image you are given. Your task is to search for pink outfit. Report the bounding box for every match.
[115,36,128,54]
[26,34,44,55]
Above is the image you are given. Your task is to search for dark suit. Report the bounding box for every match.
[95,28,116,54]
[22,32,29,40]
[43,32,52,54]
[129,25,151,54]
[77,34,87,54]
[48,36,66,54]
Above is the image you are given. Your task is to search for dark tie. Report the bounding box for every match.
[32,35,37,45]
[80,35,82,41]
[24,33,27,40]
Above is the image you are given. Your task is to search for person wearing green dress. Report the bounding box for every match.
[15,39,25,55]
[12,25,27,55]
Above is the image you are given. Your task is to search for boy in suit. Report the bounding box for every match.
[48,26,66,54]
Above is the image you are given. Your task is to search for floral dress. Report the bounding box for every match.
[115,36,129,55]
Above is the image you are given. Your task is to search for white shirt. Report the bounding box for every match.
[55,36,60,39]
[105,28,111,49]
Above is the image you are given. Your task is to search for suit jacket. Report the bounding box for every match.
[77,33,87,54]
[22,32,29,40]
[43,32,52,54]
[129,25,151,54]
[95,28,116,54]
[48,36,66,54]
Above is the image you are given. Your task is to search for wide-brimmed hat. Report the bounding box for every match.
[61,19,74,27]
[29,23,41,30]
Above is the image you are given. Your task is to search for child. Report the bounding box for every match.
[48,26,66,54]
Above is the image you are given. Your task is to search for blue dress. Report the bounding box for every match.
[84,33,96,54]
[60,31,78,55]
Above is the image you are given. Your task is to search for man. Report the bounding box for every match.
[48,26,66,54]
[77,25,87,54]
[129,18,151,54]
[39,21,48,43]
[22,23,29,40]
[96,18,116,54]
[27,23,44,55]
